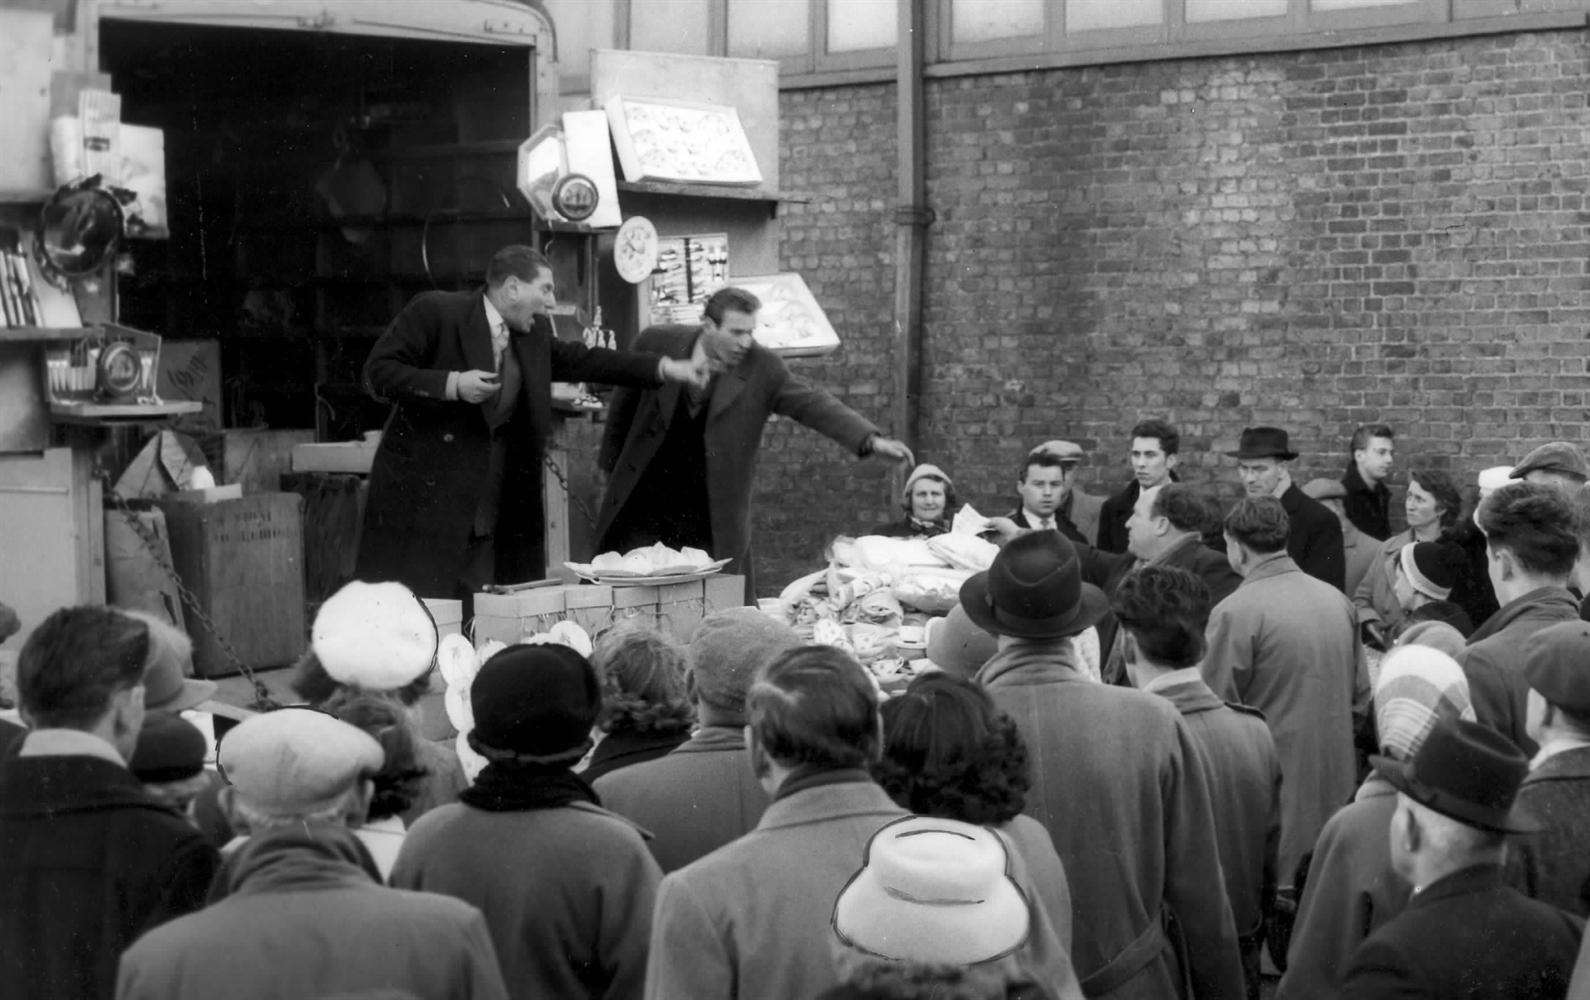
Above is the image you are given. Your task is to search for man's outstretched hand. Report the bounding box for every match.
[658,355,712,391]
[868,436,915,467]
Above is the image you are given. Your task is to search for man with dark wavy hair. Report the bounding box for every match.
[1204,497,1368,887]
[1116,566,1281,1000]
[645,645,907,1000]
[1458,481,1581,755]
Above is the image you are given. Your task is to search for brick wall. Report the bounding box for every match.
[747,27,1590,594]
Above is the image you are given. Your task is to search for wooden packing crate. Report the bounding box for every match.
[564,583,616,636]
[157,492,306,678]
[421,598,462,639]
[472,585,567,646]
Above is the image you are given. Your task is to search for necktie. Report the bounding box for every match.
[491,321,509,371]
[1041,518,1054,531]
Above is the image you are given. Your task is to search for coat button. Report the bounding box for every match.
[442,433,455,443]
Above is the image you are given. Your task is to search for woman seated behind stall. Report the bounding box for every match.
[878,464,957,538]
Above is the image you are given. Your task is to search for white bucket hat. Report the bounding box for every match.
[832,815,1031,966]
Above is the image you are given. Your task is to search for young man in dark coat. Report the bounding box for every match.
[357,244,706,601]
[595,286,911,598]
[1459,481,1581,755]
[1227,426,1346,591]
[1341,424,1395,541]
[1097,418,1181,554]
[0,607,218,1000]
[1116,565,1280,1000]
[1341,718,1583,999]
[1507,621,1590,917]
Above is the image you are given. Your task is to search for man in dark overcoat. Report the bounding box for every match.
[1226,426,1346,591]
[0,607,218,1000]
[1340,718,1583,999]
[594,286,911,597]
[357,244,705,599]
[1507,621,1590,917]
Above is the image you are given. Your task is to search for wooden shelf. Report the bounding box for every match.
[50,399,203,424]
[0,327,97,344]
[616,179,810,204]
[0,189,52,205]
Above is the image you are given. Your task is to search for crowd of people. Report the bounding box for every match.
[4,418,1590,999]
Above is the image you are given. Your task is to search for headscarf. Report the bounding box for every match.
[1374,644,1475,762]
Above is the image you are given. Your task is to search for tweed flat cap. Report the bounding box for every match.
[218,707,383,815]
[688,607,800,713]
[1510,442,1590,482]
[1520,621,1590,715]
[1028,440,1085,462]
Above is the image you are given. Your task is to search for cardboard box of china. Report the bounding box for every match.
[472,575,746,646]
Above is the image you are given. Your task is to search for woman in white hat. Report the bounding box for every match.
[877,463,957,538]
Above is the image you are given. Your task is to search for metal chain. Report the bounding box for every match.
[542,451,601,531]
[101,477,280,711]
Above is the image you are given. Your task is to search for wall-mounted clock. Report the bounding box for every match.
[614,215,659,284]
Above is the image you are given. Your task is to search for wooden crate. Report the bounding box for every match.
[157,492,306,678]
[473,586,567,646]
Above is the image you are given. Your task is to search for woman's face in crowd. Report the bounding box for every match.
[1405,479,1444,530]
[909,479,947,522]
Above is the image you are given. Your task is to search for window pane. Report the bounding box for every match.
[1067,0,1163,32]
[952,0,1045,44]
[1312,0,1416,8]
[543,0,616,78]
[729,0,809,58]
[1186,0,1287,20]
[629,0,712,55]
[828,0,896,52]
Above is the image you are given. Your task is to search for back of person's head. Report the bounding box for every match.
[591,621,693,735]
[873,673,1028,825]
[1350,423,1395,453]
[1408,467,1463,529]
[1130,418,1179,455]
[1401,600,1474,639]
[1571,483,1590,551]
[748,645,879,768]
[485,244,551,286]
[688,607,801,715]
[18,606,149,729]
[1476,481,1579,577]
[703,286,761,324]
[1110,566,1211,668]
[1223,497,1290,555]
[321,689,427,823]
[1152,484,1214,535]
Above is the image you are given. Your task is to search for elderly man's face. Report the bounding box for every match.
[1237,457,1285,498]
[1125,485,1165,560]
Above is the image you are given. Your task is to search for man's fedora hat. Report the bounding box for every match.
[1371,717,1539,834]
[1226,426,1299,462]
[958,530,1108,641]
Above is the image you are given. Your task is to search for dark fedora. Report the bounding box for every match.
[1226,426,1298,461]
[958,531,1109,641]
[1371,717,1539,834]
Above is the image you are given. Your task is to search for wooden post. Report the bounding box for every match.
[892,0,929,472]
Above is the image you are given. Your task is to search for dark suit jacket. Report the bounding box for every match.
[1280,483,1346,592]
[595,326,878,590]
[1341,863,1583,1000]
[0,754,218,1000]
[1342,465,1391,542]
[1507,746,1590,918]
[358,290,661,595]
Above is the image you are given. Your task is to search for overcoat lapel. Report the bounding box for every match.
[461,295,496,374]
[709,365,749,420]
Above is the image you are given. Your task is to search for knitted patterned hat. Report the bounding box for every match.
[1375,644,1476,762]
[1399,542,1459,601]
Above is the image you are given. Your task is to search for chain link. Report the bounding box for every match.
[542,451,601,532]
[101,477,281,711]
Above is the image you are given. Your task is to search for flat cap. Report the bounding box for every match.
[1520,620,1590,715]
[218,707,383,816]
[1302,477,1347,502]
[688,607,800,713]
[1510,442,1590,483]
[1029,440,1085,462]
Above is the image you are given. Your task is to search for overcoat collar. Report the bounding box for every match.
[1468,586,1578,643]
[1151,674,1226,715]
[752,780,904,833]
[1409,862,1503,907]
[1525,743,1590,783]
[1238,552,1299,586]
[975,641,1089,688]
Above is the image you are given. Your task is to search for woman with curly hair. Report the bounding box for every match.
[321,689,429,878]
[868,672,1083,1000]
[1353,466,1469,648]
[580,621,695,783]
